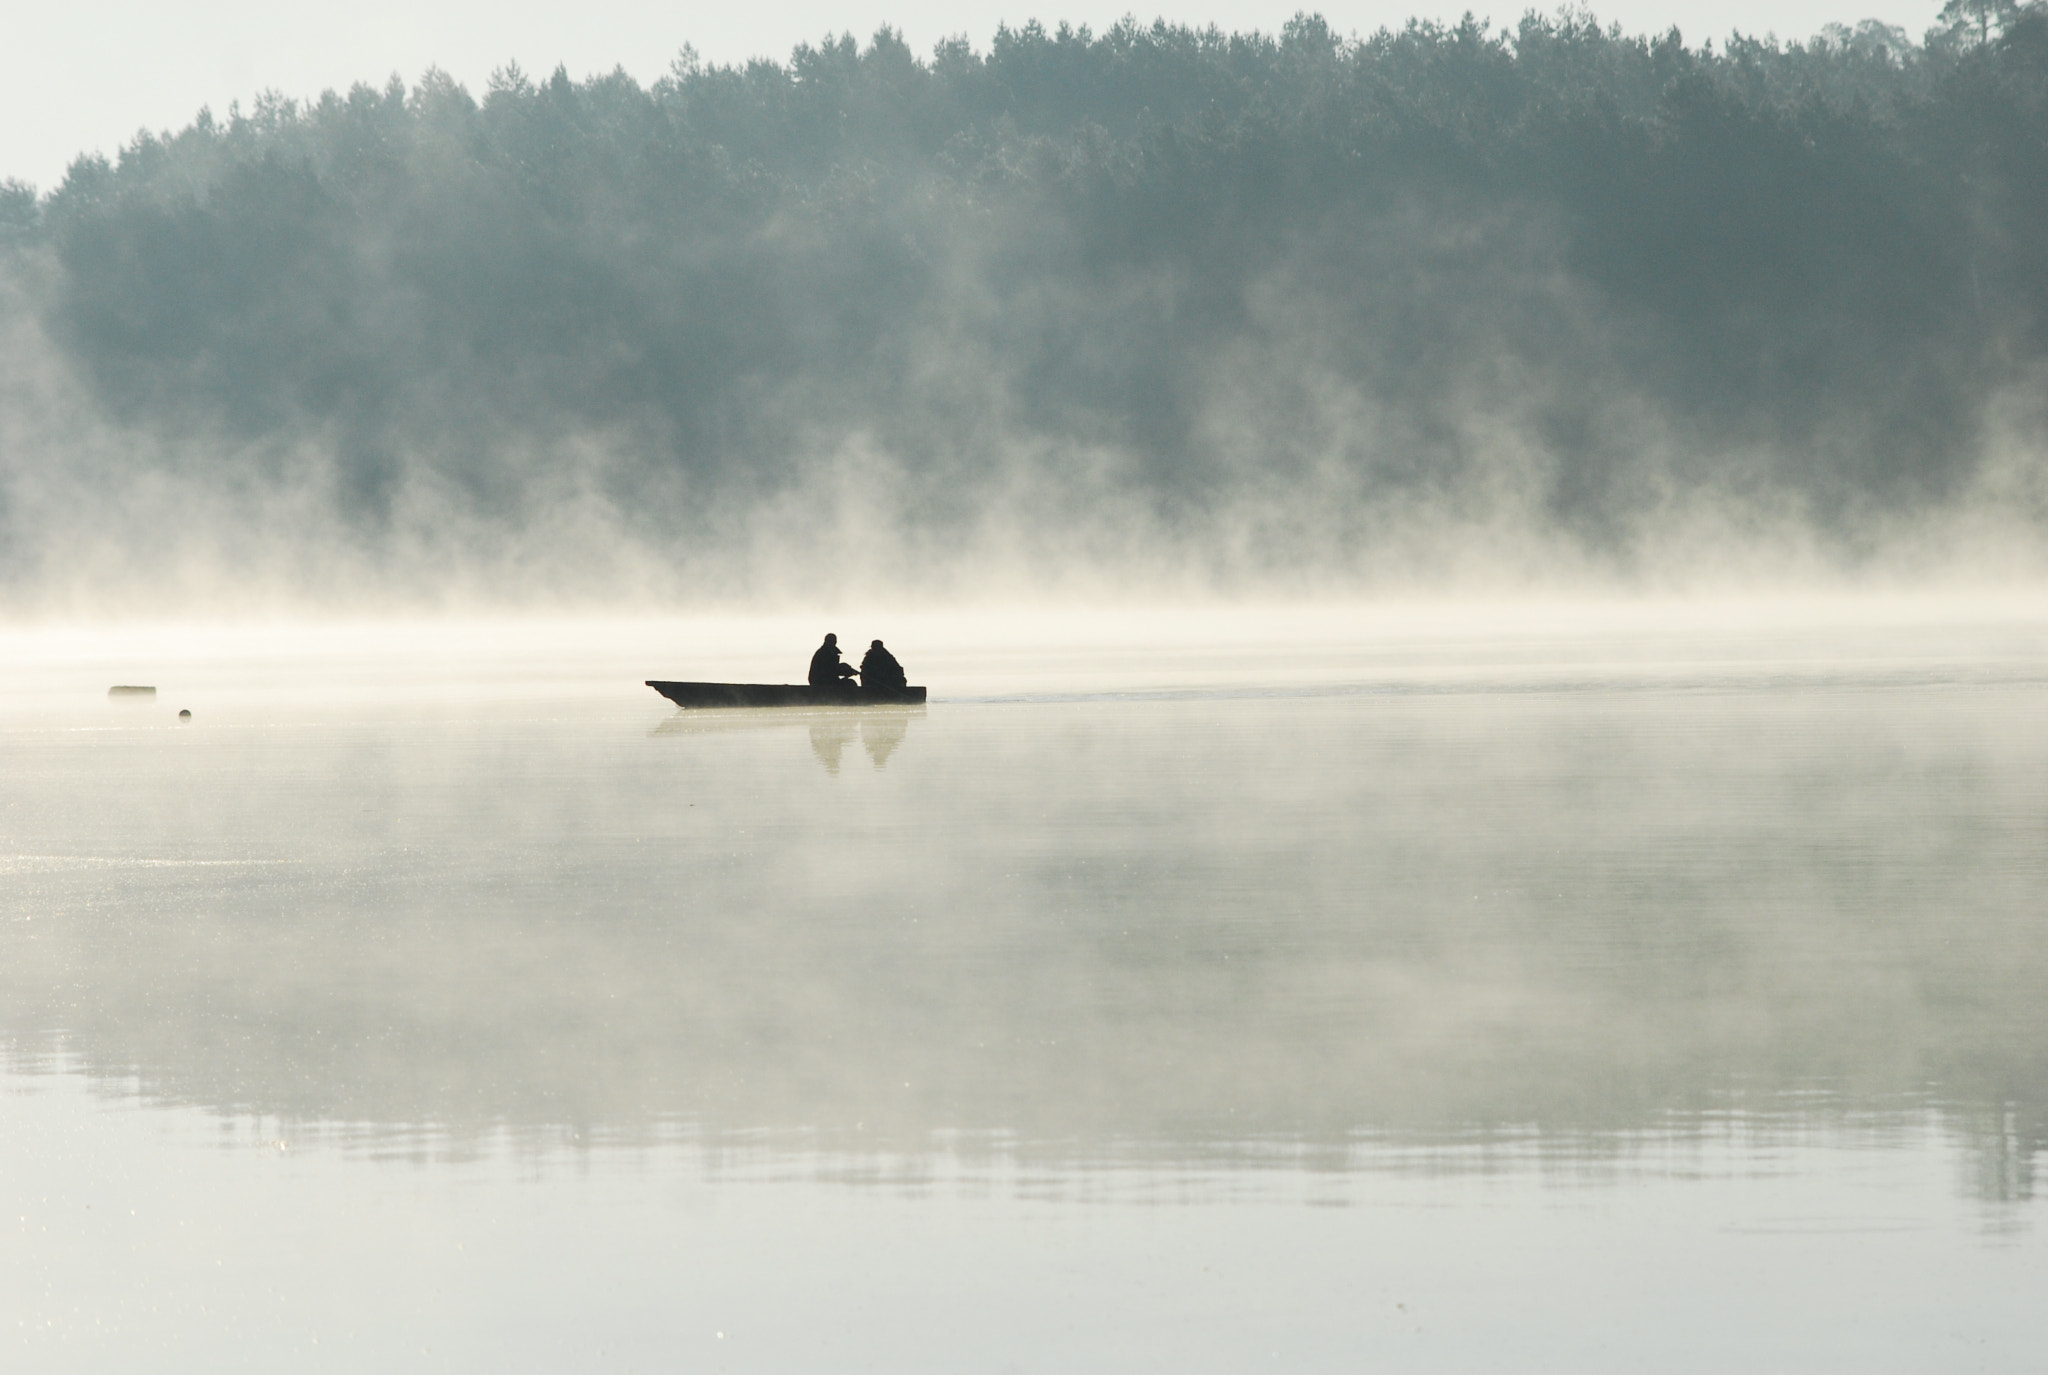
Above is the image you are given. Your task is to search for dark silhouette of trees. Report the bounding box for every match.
[4,8,2048,566]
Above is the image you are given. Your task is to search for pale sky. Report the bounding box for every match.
[4,0,1943,192]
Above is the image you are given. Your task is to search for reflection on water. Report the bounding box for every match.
[652,706,921,773]
[808,710,913,772]
[3,622,2046,1370]
[3,670,2045,1197]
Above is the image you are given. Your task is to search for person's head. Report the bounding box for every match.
[823,633,836,646]
[871,639,884,649]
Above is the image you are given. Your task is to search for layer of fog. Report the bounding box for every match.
[4,14,2048,614]
[1,613,2043,1200]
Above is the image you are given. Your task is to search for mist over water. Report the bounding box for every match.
[6,13,2048,609]
[5,606,2043,1157]
[5,5,2048,1366]
[2,606,2045,1367]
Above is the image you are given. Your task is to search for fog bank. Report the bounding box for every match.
[5,10,2048,611]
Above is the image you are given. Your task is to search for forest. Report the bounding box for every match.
[3,7,2047,602]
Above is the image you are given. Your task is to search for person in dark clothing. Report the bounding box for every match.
[860,639,906,689]
[808,633,858,687]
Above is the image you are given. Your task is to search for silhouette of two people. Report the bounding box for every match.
[809,633,907,691]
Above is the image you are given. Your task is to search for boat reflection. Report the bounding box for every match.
[810,711,911,771]
[651,706,922,773]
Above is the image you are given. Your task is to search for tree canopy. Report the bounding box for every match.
[5,10,2048,599]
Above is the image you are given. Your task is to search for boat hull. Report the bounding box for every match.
[646,681,927,708]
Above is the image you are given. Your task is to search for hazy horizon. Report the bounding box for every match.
[5,7,2047,616]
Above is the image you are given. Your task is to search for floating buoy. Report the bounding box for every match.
[178,709,192,721]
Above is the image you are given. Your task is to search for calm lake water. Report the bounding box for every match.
[2,605,2045,1371]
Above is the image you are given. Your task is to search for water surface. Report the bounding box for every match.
[3,605,2044,1370]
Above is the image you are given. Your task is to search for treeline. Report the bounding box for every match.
[4,9,2048,594]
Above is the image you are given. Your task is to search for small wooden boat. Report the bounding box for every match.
[646,681,927,708]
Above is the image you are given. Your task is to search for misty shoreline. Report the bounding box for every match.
[4,10,2048,610]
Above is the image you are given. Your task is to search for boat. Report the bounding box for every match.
[646,681,927,708]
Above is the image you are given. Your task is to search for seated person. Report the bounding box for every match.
[808,633,858,687]
[860,639,907,689]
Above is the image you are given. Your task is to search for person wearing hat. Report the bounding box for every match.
[808,633,858,687]
[859,639,906,690]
